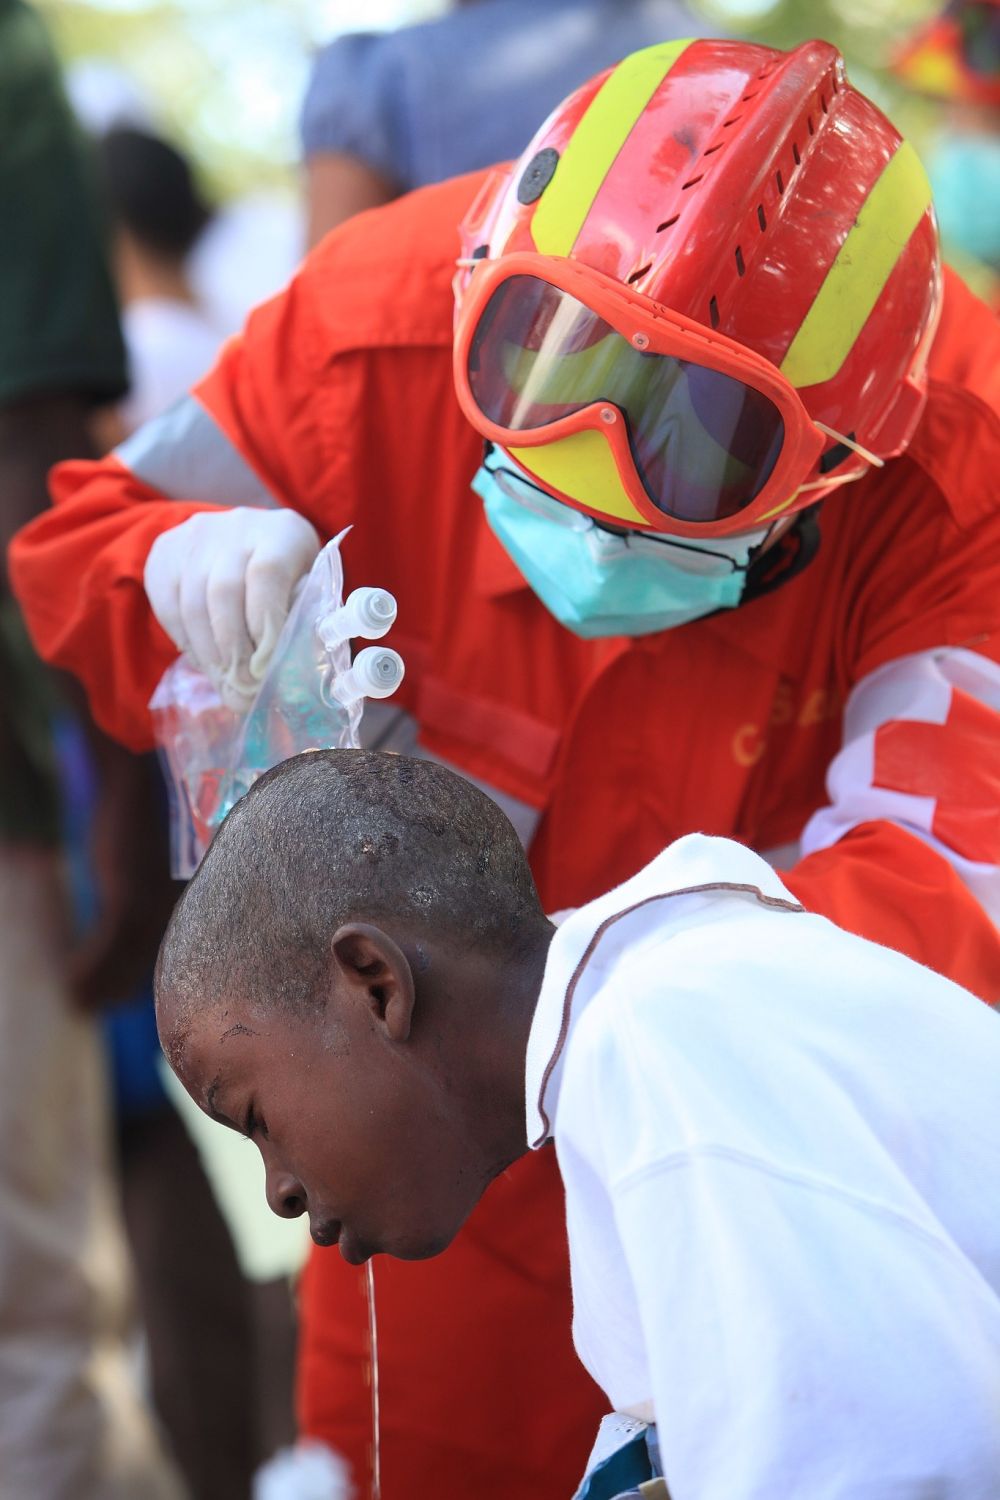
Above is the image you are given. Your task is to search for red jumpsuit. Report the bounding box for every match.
[10,171,1000,1500]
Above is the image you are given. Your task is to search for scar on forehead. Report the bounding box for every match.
[218,1022,260,1042]
[162,1023,192,1071]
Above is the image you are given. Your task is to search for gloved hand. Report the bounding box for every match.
[144,506,320,710]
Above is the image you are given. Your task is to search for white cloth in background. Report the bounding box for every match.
[187,192,303,340]
[527,833,1000,1498]
[119,298,223,436]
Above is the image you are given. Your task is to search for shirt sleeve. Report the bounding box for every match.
[7,253,344,750]
[612,1148,1000,1497]
[299,32,403,187]
[7,173,472,753]
[0,0,126,405]
[780,343,1000,1000]
[783,642,1000,1001]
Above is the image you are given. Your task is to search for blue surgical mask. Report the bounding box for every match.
[929,132,1000,267]
[473,450,769,639]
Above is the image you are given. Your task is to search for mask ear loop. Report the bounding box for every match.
[751,417,885,598]
[813,421,886,471]
[793,468,868,499]
[793,421,885,499]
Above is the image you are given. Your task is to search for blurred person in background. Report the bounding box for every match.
[66,56,304,345]
[300,0,714,244]
[97,126,221,437]
[187,190,304,341]
[893,0,1000,302]
[0,4,186,1495]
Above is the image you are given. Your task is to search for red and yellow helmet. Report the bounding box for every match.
[453,38,942,539]
[892,0,1000,108]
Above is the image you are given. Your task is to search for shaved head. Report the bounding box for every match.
[154,749,552,1264]
[156,749,546,1054]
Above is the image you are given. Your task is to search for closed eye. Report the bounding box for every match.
[242,1104,268,1141]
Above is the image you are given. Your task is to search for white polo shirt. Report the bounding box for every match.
[526,834,1000,1498]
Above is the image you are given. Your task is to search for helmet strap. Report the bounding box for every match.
[742,505,822,603]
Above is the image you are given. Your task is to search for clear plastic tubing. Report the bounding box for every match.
[329,646,405,705]
[319,587,397,649]
[366,1260,381,1500]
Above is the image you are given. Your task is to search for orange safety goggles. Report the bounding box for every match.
[453,253,869,540]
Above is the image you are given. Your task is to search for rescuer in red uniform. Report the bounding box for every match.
[10,38,1000,1500]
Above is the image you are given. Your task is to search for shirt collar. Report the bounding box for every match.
[524,835,804,1149]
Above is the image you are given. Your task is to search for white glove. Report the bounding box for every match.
[144,506,320,710]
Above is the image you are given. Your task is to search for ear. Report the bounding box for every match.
[330,923,416,1042]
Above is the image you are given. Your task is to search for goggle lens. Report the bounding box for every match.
[468,275,785,524]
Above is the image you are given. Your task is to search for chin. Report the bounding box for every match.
[379,1222,462,1263]
[338,1234,376,1266]
[336,1222,453,1265]
[352,1191,478,1265]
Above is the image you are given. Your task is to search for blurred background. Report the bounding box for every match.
[40,0,948,199]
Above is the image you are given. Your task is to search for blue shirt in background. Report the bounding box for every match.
[300,0,715,189]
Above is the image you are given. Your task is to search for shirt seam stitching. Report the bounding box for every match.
[532,883,805,1147]
[612,1143,981,1274]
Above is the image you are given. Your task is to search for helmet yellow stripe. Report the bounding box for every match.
[509,431,650,526]
[531,39,693,257]
[779,141,933,389]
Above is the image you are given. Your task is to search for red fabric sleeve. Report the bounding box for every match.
[779,276,1000,1003]
[8,458,213,749]
[782,822,1000,1004]
[5,251,340,751]
[8,253,347,750]
[8,172,482,751]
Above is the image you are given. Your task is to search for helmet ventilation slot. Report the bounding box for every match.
[649,68,829,260]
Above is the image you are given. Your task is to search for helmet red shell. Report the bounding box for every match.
[457,38,942,481]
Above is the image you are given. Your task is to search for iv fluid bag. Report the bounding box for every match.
[150,534,402,878]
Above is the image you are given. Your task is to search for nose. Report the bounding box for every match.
[265,1167,307,1220]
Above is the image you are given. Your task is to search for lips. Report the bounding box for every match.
[310,1216,374,1262]
[310,1218,342,1248]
